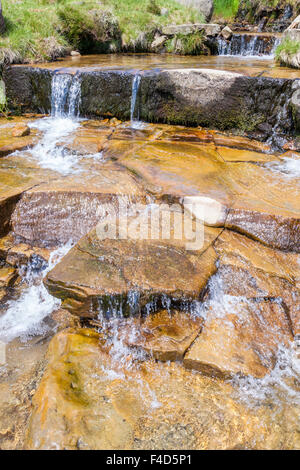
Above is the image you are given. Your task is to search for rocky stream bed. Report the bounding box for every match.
[0,54,299,450]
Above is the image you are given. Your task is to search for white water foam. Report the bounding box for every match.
[29,116,81,174]
[0,241,73,343]
[131,73,145,130]
[232,343,300,407]
[203,273,300,407]
[265,155,300,178]
[26,73,103,174]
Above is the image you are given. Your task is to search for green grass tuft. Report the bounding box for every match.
[276,37,300,58]
[0,0,205,64]
[213,0,240,20]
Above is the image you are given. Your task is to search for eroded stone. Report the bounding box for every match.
[124,310,202,361]
[25,329,300,450]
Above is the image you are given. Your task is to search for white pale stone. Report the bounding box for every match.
[183,196,226,226]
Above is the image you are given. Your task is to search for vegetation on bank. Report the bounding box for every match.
[213,0,299,21]
[276,37,300,68]
[213,0,240,20]
[0,0,204,64]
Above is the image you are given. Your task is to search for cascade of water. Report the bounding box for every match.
[26,72,103,174]
[202,273,300,407]
[0,241,73,343]
[130,73,142,128]
[217,34,279,58]
[51,73,81,118]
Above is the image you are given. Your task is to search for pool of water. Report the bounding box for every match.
[26,53,300,79]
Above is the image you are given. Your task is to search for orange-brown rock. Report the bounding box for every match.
[0,138,36,158]
[0,288,6,302]
[214,230,300,338]
[44,212,221,317]
[51,308,81,331]
[6,243,50,268]
[0,266,18,288]
[11,124,30,138]
[213,133,271,152]
[124,310,202,361]
[0,233,14,260]
[0,155,56,238]
[25,329,300,450]
[216,146,279,163]
[59,127,113,155]
[11,162,145,247]
[115,140,300,251]
[184,300,293,379]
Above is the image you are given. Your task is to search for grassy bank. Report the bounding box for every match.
[213,0,299,22]
[213,0,240,20]
[0,0,204,64]
[276,37,300,68]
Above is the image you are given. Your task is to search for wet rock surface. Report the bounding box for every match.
[3,66,298,139]
[25,328,300,450]
[0,115,299,450]
[44,220,221,317]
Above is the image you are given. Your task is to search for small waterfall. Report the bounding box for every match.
[51,73,81,118]
[131,73,142,128]
[0,241,73,343]
[27,71,102,174]
[202,273,300,407]
[217,34,280,58]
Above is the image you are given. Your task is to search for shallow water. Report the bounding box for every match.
[27,53,300,79]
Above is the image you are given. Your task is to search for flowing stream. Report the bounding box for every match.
[217,34,281,58]
[27,72,102,174]
[130,72,143,129]
[0,56,299,449]
[0,241,73,344]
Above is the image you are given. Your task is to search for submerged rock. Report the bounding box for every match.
[214,230,300,339]
[11,124,30,138]
[116,139,300,251]
[11,162,144,247]
[124,310,203,361]
[184,300,293,379]
[25,328,300,450]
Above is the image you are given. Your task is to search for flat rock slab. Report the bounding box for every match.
[0,161,56,238]
[44,213,221,317]
[11,162,145,247]
[0,266,17,288]
[214,230,300,339]
[116,140,300,251]
[25,329,300,450]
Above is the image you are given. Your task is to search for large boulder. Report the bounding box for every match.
[139,69,295,136]
[175,0,214,22]
[4,66,297,139]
